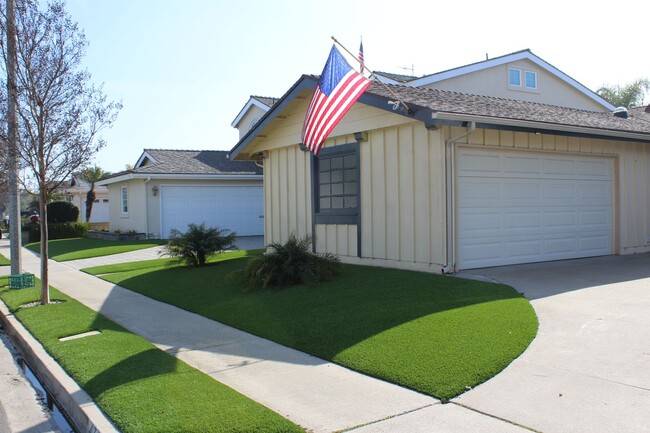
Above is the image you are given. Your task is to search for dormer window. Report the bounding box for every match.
[524,71,537,89]
[508,67,538,91]
[508,68,522,87]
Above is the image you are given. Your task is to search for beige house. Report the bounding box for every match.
[60,175,110,224]
[98,149,263,239]
[230,49,650,272]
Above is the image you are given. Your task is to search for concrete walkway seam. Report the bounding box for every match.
[0,299,119,433]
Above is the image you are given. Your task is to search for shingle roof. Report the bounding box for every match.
[366,82,650,136]
[373,71,418,83]
[134,149,262,175]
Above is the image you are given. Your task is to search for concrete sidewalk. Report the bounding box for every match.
[0,239,528,432]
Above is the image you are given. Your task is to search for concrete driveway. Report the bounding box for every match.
[455,254,650,433]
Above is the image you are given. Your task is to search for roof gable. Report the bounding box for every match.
[399,50,614,111]
[231,95,277,128]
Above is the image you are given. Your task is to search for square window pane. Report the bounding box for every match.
[332,183,343,195]
[332,197,344,208]
[509,68,521,86]
[331,170,343,182]
[319,159,330,172]
[344,169,356,182]
[331,156,343,169]
[320,184,331,197]
[525,71,537,89]
[344,182,357,195]
[320,171,330,183]
[344,154,356,168]
[320,197,331,209]
[344,196,357,208]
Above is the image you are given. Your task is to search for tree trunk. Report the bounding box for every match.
[85,184,95,222]
[39,187,49,305]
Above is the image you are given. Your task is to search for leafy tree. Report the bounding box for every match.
[0,0,121,304]
[161,223,237,268]
[597,78,649,108]
[46,201,79,223]
[79,165,110,222]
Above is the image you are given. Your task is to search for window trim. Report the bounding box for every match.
[120,185,129,216]
[311,142,360,225]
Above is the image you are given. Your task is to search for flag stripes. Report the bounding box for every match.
[302,46,371,156]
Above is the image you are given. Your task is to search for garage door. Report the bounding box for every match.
[457,149,613,269]
[161,185,263,238]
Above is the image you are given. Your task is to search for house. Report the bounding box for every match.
[229,49,650,272]
[60,175,110,225]
[97,149,263,239]
[231,95,277,139]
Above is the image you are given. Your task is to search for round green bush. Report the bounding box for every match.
[47,201,79,223]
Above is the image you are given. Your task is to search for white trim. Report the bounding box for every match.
[134,150,157,168]
[408,50,615,111]
[231,97,272,128]
[98,173,263,186]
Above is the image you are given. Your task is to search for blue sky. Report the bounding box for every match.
[65,0,650,173]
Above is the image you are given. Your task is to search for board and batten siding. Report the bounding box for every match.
[458,126,650,254]
[262,110,449,270]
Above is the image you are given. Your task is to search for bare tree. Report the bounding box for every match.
[0,0,121,304]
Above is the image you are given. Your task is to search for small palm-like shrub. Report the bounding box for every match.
[161,223,236,267]
[230,234,341,290]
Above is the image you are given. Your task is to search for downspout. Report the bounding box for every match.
[144,176,151,238]
[442,121,476,274]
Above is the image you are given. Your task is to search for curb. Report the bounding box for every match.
[0,299,119,433]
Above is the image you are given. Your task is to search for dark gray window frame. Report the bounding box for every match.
[311,142,360,225]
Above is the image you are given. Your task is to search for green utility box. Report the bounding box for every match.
[9,273,35,289]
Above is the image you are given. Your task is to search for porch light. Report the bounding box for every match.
[152,185,159,196]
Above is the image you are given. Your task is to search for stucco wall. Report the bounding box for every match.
[106,179,147,233]
[421,59,606,112]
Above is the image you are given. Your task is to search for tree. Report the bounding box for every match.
[597,78,649,108]
[79,164,110,222]
[0,0,121,304]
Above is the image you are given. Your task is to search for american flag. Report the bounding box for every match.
[359,40,365,74]
[302,46,371,156]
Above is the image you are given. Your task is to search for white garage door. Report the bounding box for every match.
[457,149,613,269]
[161,185,263,238]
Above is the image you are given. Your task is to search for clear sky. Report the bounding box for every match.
[65,0,649,173]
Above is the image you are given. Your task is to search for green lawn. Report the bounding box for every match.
[0,276,303,433]
[85,254,538,401]
[26,237,166,261]
[0,254,9,266]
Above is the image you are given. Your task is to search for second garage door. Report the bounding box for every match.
[161,185,263,239]
[457,149,613,269]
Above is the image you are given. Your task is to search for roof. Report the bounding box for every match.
[372,71,418,83]
[231,95,278,128]
[376,49,614,111]
[229,75,650,160]
[99,149,262,185]
[367,83,650,136]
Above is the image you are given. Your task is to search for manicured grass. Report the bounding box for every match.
[25,237,166,261]
[0,277,303,433]
[0,253,9,266]
[85,254,538,401]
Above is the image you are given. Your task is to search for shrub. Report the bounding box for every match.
[26,222,89,242]
[47,201,79,223]
[229,234,341,290]
[160,223,237,267]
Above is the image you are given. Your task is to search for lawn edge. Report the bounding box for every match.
[0,297,119,433]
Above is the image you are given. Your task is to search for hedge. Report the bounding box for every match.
[25,222,89,243]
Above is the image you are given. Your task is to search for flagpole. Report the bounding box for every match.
[331,36,411,113]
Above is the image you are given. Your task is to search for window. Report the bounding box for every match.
[508,68,521,87]
[103,199,109,203]
[313,143,359,224]
[525,71,537,89]
[121,186,128,215]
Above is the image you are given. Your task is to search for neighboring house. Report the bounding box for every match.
[231,95,278,139]
[230,49,650,272]
[97,149,263,239]
[59,176,110,223]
